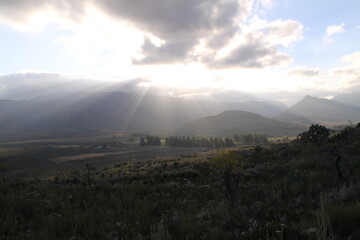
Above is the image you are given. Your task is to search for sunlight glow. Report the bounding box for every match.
[55,6,144,70]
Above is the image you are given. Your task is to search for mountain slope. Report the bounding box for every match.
[276,95,360,123]
[176,110,305,136]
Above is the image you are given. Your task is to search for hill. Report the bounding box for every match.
[276,95,360,123]
[176,110,305,136]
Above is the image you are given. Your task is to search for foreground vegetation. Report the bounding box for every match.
[1,124,360,239]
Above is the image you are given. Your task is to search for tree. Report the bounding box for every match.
[140,137,146,146]
[298,124,331,146]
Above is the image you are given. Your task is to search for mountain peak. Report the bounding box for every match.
[276,94,360,123]
[302,95,317,101]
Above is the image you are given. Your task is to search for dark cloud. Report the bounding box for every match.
[0,0,299,68]
[208,35,291,68]
[133,38,197,64]
[0,0,87,25]
[0,0,47,22]
[93,0,248,64]
[95,0,241,40]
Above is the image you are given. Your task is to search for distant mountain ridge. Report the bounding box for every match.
[0,91,287,133]
[276,95,360,123]
[2,91,359,134]
[177,110,305,137]
[332,92,360,107]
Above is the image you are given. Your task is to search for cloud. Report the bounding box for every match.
[97,0,253,65]
[262,19,303,47]
[133,38,197,64]
[295,52,360,94]
[330,52,360,91]
[340,51,360,64]
[209,35,292,68]
[326,23,345,37]
[288,68,321,77]
[0,0,304,69]
[204,16,303,68]
[95,0,247,40]
[0,0,88,31]
[126,0,303,66]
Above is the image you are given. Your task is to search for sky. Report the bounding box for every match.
[0,0,360,104]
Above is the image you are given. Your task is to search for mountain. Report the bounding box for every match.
[233,100,287,118]
[0,92,288,133]
[176,110,305,136]
[276,95,360,123]
[332,92,360,107]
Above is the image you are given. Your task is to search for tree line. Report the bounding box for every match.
[233,134,268,145]
[140,134,268,147]
[165,136,235,148]
[139,135,161,146]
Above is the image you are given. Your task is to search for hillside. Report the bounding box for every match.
[276,95,360,123]
[177,110,305,136]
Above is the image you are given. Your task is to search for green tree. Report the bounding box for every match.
[298,124,331,146]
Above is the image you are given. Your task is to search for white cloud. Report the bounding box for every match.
[326,23,345,37]
[340,51,360,65]
[285,52,360,94]
[333,52,360,91]
[261,19,304,47]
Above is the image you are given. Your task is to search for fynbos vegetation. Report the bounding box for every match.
[1,124,360,239]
